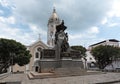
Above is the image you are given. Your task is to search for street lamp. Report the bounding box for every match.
[84,57,87,70]
[10,52,15,73]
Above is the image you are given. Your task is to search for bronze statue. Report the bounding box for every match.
[54,20,69,54]
[56,20,67,33]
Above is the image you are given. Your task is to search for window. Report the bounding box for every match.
[35,52,39,58]
[90,57,92,60]
[37,47,42,52]
[35,47,42,59]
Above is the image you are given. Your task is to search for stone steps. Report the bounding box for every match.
[27,73,34,79]
[28,72,56,79]
[54,67,86,76]
[27,68,86,79]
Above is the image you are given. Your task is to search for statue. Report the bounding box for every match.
[54,20,69,60]
[60,32,69,52]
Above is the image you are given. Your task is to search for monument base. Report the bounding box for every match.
[39,59,84,72]
[28,68,86,79]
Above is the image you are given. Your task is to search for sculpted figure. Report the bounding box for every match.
[55,20,69,53]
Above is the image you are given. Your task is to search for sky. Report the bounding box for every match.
[0,0,120,48]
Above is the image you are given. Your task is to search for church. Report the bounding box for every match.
[12,8,63,73]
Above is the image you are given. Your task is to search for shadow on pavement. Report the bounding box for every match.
[0,81,21,84]
[95,80,120,84]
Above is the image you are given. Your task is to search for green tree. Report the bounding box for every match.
[71,45,86,57]
[91,45,120,69]
[0,38,31,73]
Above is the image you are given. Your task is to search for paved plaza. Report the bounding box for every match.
[0,71,120,84]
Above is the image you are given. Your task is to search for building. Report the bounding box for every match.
[89,39,119,50]
[87,39,120,70]
[12,8,62,73]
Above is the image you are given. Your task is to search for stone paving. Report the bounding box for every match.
[0,72,120,84]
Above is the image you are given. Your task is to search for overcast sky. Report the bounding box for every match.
[0,0,120,48]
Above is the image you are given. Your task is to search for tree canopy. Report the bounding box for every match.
[71,45,86,57]
[0,38,31,73]
[91,45,120,69]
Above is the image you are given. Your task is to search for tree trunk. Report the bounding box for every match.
[0,60,10,74]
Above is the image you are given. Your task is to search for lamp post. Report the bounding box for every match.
[10,53,14,73]
[84,57,87,70]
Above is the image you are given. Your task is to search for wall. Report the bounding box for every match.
[13,64,25,73]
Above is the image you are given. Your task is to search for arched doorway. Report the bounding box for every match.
[35,66,39,72]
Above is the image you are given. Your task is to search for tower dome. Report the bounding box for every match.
[47,8,61,47]
[49,8,59,23]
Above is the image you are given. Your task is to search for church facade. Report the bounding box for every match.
[12,8,62,73]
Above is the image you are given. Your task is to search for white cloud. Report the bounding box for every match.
[0,0,119,48]
[69,34,82,40]
[0,22,37,45]
[69,26,99,40]
[55,0,112,31]
[7,16,16,24]
[0,17,5,22]
[0,16,16,24]
[108,0,120,17]
[12,0,112,32]
[101,17,108,25]
[29,24,46,36]
[108,23,119,27]
[29,24,38,33]
[87,26,99,34]
[0,22,20,38]
[0,0,9,7]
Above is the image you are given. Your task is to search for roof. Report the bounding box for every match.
[28,39,48,49]
[109,39,119,42]
[89,39,119,47]
[49,8,59,20]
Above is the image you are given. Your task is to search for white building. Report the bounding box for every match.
[89,39,119,50]
[88,39,120,70]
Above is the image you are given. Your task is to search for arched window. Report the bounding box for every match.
[35,52,39,58]
[90,57,92,60]
[35,47,42,59]
[37,47,42,52]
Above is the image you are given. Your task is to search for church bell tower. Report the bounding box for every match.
[47,8,61,47]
